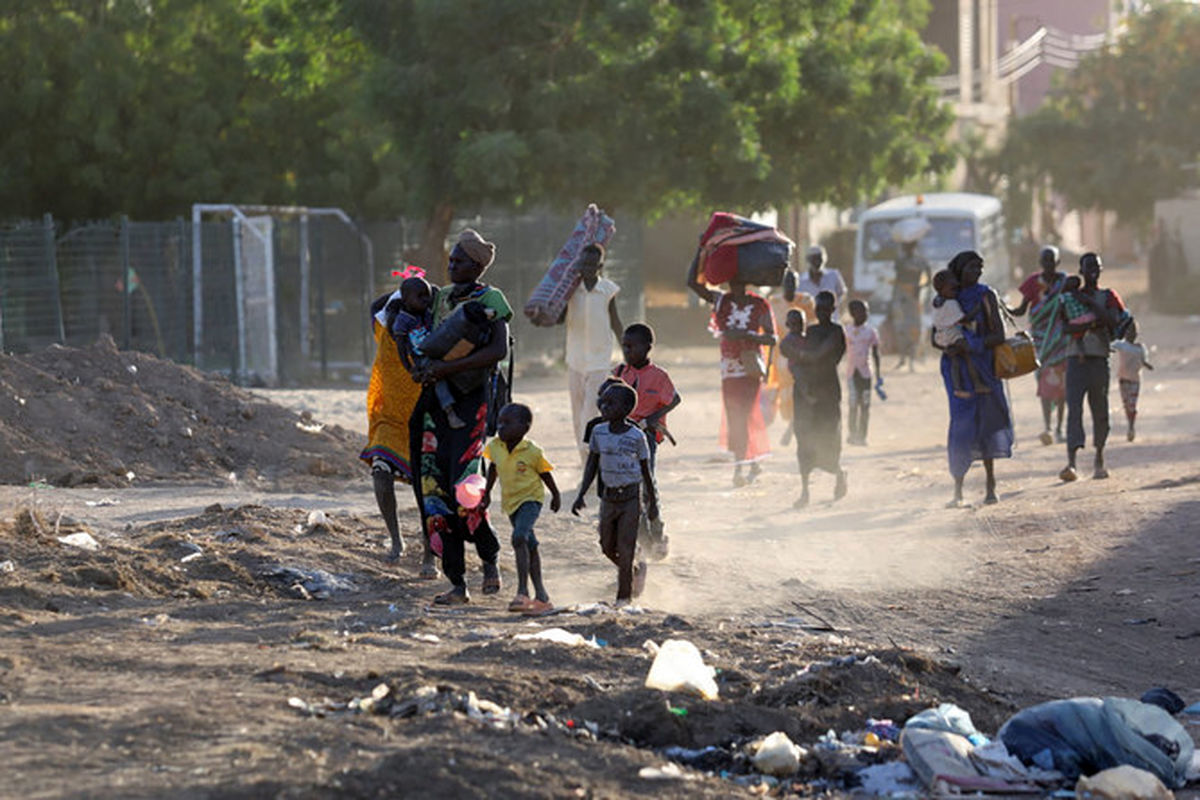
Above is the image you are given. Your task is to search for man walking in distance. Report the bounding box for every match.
[565,243,623,463]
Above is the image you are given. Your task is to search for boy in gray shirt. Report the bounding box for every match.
[572,382,659,604]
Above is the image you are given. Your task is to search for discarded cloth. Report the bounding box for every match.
[999,697,1194,788]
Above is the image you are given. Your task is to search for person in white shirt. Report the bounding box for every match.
[1112,325,1153,442]
[564,243,623,463]
[794,245,847,321]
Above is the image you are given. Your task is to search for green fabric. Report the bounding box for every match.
[432,284,512,326]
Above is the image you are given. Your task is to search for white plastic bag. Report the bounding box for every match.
[643,639,718,700]
[753,731,806,776]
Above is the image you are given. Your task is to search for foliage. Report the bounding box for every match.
[345,0,953,262]
[2,0,954,250]
[995,3,1200,225]
[0,0,370,220]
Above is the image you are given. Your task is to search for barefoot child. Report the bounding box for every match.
[1112,325,1153,442]
[571,382,659,605]
[612,323,680,558]
[482,403,561,615]
[931,270,990,399]
[843,299,882,445]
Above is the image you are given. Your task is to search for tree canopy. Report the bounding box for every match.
[3,0,953,254]
[995,3,1200,226]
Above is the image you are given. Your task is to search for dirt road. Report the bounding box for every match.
[1,273,1197,797]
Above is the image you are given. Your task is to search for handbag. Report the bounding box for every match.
[993,299,1040,379]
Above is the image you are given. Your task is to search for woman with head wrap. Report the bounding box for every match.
[687,261,777,487]
[932,250,1013,506]
[410,229,513,605]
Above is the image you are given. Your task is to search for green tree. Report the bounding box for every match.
[996,3,1200,226]
[0,0,371,220]
[346,0,953,269]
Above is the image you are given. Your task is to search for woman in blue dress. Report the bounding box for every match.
[933,250,1014,506]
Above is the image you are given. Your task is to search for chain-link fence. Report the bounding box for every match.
[1,209,645,385]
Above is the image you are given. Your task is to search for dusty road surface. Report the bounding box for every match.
[2,269,1198,797]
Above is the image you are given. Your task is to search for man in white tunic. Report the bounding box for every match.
[565,243,623,463]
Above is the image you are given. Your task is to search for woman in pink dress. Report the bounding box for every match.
[688,263,777,486]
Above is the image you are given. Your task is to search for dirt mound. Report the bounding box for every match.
[0,337,363,487]
[0,504,391,612]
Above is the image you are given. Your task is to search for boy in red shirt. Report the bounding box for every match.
[613,324,680,558]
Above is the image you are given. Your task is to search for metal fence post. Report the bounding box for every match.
[43,214,66,343]
[120,215,132,349]
[232,216,245,385]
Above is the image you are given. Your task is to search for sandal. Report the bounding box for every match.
[432,587,469,606]
[507,594,532,613]
[522,598,554,616]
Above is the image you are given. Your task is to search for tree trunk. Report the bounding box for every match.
[405,202,456,284]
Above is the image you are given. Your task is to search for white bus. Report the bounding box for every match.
[852,192,1010,313]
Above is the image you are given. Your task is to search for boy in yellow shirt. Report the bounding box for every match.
[482,403,561,614]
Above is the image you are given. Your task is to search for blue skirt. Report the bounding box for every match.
[942,350,1014,478]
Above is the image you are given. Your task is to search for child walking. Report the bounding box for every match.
[1112,325,1153,442]
[482,403,561,615]
[931,269,990,399]
[612,323,680,559]
[843,299,882,445]
[572,382,659,605]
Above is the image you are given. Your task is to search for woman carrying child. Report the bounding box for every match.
[933,251,1013,507]
[410,229,513,605]
[1008,246,1068,445]
[780,293,847,508]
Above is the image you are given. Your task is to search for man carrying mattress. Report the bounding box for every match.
[564,243,624,464]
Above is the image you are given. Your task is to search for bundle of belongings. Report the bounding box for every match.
[693,213,794,288]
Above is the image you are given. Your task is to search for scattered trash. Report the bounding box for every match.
[304,510,329,533]
[906,702,989,746]
[295,420,325,433]
[0,560,15,573]
[752,731,806,777]
[84,498,119,507]
[855,760,921,796]
[638,762,695,781]
[180,552,203,563]
[259,565,356,600]
[1075,764,1173,800]
[644,639,719,700]
[999,697,1194,787]
[667,706,688,717]
[125,471,136,481]
[410,632,440,644]
[57,532,100,551]
[1140,688,1185,715]
[903,727,1055,793]
[512,628,600,649]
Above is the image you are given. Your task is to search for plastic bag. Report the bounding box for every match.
[643,639,719,700]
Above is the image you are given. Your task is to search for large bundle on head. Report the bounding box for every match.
[524,204,616,327]
[694,213,795,288]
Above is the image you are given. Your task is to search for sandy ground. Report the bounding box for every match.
[1,265,1198,797]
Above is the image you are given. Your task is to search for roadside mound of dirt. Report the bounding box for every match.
[0,503,392,614]
[0,501,1022,797]
[0,337,363,487]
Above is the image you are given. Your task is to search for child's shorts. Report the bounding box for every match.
[508,501,543,548]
